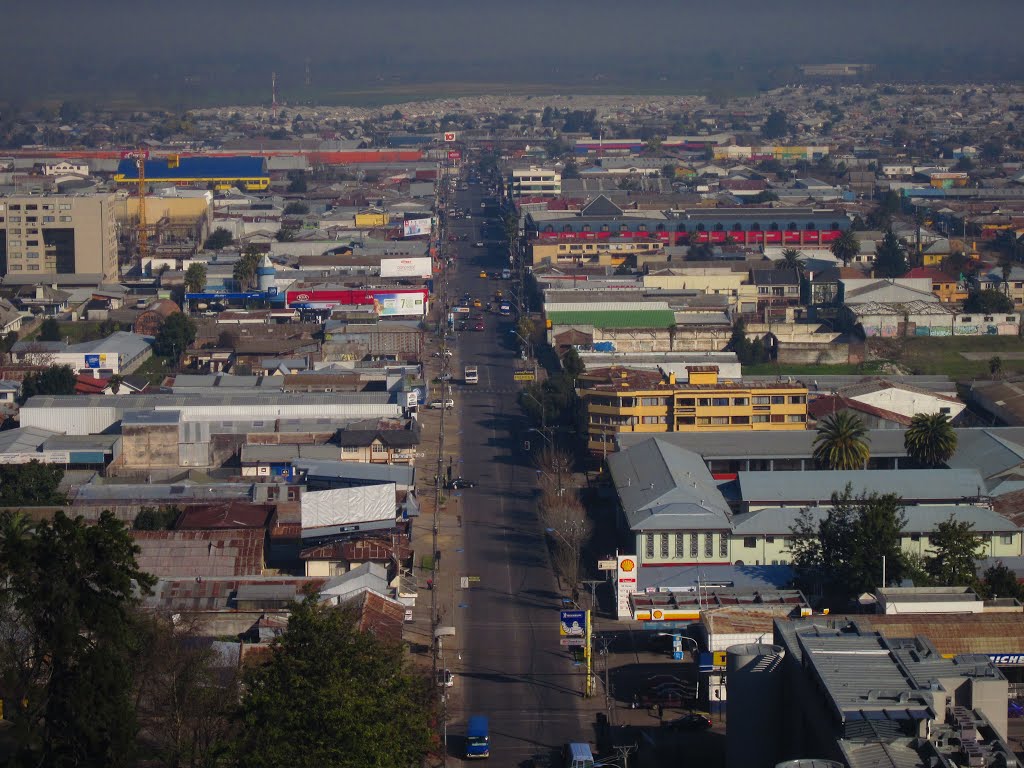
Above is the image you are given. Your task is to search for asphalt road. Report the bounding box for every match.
[443,183,589,766]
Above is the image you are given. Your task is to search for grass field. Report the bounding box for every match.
[23,321,104,344]
[134,355,172,386]
[870,336,1024,379]
[743,361,887,378]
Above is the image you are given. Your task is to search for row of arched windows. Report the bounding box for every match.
[539,221,842,234]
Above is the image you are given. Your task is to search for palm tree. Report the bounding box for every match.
[232,251,260,290]
[183,262,207,294]
[830,229,860,267]
[813,412,871,469]
[107,373,125,395]
[777,248,804,274]
[904,412,957,468]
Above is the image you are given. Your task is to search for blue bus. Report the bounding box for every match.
[465,715,490,759]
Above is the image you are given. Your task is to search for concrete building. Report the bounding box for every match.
[578,365,808,454]
[724,619,1013,768]
[0,192,118,281]
[9,331,153,377]
[509,166,561,198]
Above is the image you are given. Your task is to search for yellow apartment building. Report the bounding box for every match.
[579,365,808,453]
[530,239,664,267]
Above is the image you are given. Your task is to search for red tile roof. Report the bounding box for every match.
[176,502,274,530]
[808,394,913,426]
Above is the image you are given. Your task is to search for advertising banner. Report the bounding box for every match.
[403,218,432,238]
[84,354,107,369]
[559,610,587,638]
[616,555,638,619]
[373,293,425,317]
[286,288,428,317]
[380,256,432,279]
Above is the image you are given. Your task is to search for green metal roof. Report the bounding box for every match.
[547,310,676,329]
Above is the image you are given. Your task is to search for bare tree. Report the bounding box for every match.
[131,611,240,768]
[534,448,590,596]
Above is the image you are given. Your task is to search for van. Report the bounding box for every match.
[564,742,595,768]
[465,716,490,759]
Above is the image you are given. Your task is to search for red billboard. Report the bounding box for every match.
[285,287,429,316]
[448,150,462,161]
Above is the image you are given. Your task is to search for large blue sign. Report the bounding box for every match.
[559,610,587,638]
[84,354,101,369]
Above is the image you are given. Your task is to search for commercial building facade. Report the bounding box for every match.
[509,166,561,198]
[579,366,808,454]
[0,192,118,281]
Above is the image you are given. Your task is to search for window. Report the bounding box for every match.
[59,203,71,210]
[582,225,591,233]
[704,534,713,558]
[637,224,647,233]
[710,416,729,425]
[771,396,785,404]
[26,204,37,210]
[744,537,756,548]
[677,397,695,406]
[789,395,806,404]
[720,534,728,558]
[9,265,21,271]
[690,534,698,557]
[59,216,72,222]
[711,397,729,406]
[8,204,20,210]
[787,222,797,230]
[641,397,663,407]
[695,417,711,425]
[805,222,817,231]
[372,443,388,454]
[733,397,748,406]
[962,316,972,323]
[676,534,685,557]
[752,414,769,423]
[26,253,38,259]
[42,216,54,223]
[1001,535,1014,545]
[25,216,37,223]
[753,395,770,405]
[732,223,743,232]
[8,216,20,223]
[642,416,666,424]
[27,265,39,271]
[910,534,920,542]
[984,316,994,322]
[660,534,669,558]
[678,416,695,425]
[342,446,359,453]
[714,223,724,232]
[601,224,609,232]
[646,534,654,558]
[939,407,951,415]
[731,415,750,424]
[766,536,775,544]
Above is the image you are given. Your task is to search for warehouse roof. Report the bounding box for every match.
[547,310,677,329]
[115,156,267,181]
[131,528,265,579]
[22,391,394,409]
[731,504,1016,536]
[738,468,985,505]
[294,459,415,487]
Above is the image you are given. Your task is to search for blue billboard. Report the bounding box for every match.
[559,610,587,638]
[84,354,101,369]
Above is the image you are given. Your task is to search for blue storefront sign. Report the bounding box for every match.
[85,354,101,369]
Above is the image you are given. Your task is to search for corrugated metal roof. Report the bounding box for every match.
[738,468,985,504]
[731,504,1016,535]
[116,156,266,181]
[548,310,676,329]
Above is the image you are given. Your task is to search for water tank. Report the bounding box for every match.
[726,643,786,768]
[257,255,276,292]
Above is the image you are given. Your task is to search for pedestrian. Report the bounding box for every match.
[631,693,639,710]
[657,703,664,722]
[427,578,433,591]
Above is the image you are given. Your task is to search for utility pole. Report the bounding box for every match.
[596,634,613,723]
[614,744,636,768]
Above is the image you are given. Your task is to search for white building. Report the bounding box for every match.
[509,166,561,198]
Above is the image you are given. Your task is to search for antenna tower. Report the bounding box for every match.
[271,71,278,119]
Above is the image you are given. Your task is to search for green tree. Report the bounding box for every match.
[777,248,804,274]
[19,364,76,403]
[561,160,580,179]
[286,172,307,193]
[283,201,310,216]
[98,318,123,337]
[661,163,677,179]
[904,412,957,468]
[234,596,436,768]
[925,515,985,586]
[830,229,860,267]
[813,412,871,469]
[183,262,208,294]
[203,227,233,251]
[154,312,196,360]
[562,347,585,380]
[964,288,1015,314]
[990,356,1004,378]
[132,505,181,530]
[789,485,907,603]
[0,460,66,506]
[106,374,125,395]
[762,110,789,139]
[875,230,908,278]
[38,317,61,342]
[0,510,155,768]
[232,250,261,290]
[954,155,974,172]
[980,561,1021,599]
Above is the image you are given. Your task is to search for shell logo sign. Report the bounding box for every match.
[620,558,636,573]
[617,554,638,619]
[652,609,664,621]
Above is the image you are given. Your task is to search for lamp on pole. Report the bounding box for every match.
[509,328,533,359]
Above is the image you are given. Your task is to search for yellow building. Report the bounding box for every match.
[354,209,390,228]
[529,239,663,267]
[579,365,808,453]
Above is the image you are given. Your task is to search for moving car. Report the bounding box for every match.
[446,477,476,489]
[465,716,490,759]
[472,299,483,308]
[428,399,455,409]
[563,742,595,768]
[474,241,485,248]
[471,319,485,332]
[665,713,713,731]
[479,271,488,278]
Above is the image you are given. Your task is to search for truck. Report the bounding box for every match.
[464,365,479,384]
[465,715,490,759]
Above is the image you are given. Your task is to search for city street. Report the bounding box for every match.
[440,183,589,766]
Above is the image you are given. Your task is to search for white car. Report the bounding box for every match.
[428,399,455,410]
[436,669,454,687]
[404,609,414,623]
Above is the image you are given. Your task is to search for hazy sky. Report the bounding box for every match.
[2,0,1023,106]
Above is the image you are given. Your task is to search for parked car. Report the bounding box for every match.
[428,399,455,409]
[404,609,414,623]
[446,477,477,489]
[436,669,454,687]
[474,241,485,247]
[432,349,453,358]
[1010,700,1024,718]
[665,713,712,731]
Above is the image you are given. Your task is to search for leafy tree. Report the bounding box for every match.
[274,226,297,242]
[154,312,196,360]
[234,596,436,768]
[98,318,123,337]
[762,110,789,139]
[830,229,860,267]
[789,486,907,603]
[990,356,1004,378]
[904,412,957,468]
[232,250,262,290]
[0,330,19,354]
[0,510,155,768]
[283,201,309,216]
[926,516,985,586]
[19,364,76,403]
[0,460,66,506]
[875,230,908,278]
[981,562,1022,600]
[561,161,580,179]
[813,412,870,469]
[184,262,208,294]
[132,505,181,530]
[964,288,1015,314]
[661,163,677,179]
[286,171,307,193]
[981,140,1004,163]
[562,347,585,380]
[38,317,61,342]
[954,156,974,172]
[203,227,233,251]
[107,374,125,395]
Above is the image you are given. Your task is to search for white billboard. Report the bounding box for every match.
[616,554,639,619]
[301,485,396,539]
[380,256,432,279]
[403,218,433,238]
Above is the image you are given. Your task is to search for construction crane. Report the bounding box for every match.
[121,148,150,263]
